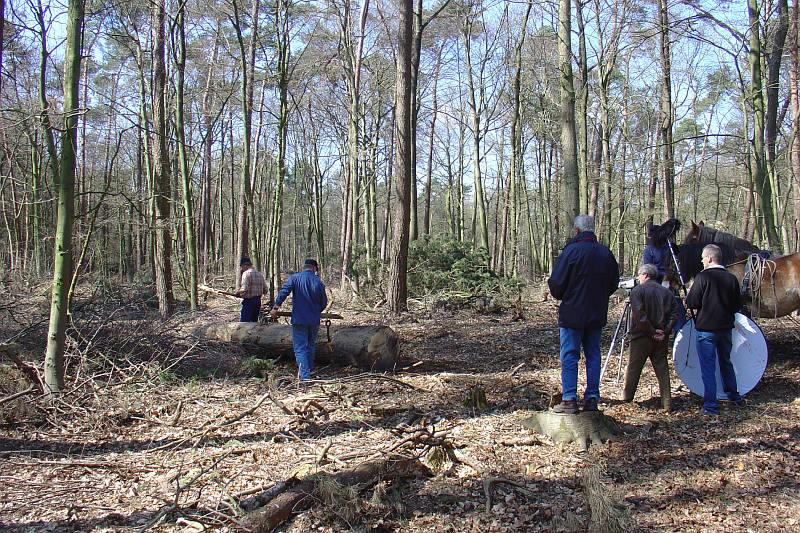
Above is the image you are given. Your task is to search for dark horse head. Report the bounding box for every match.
[667,242,738,286]
[647,218,681,248]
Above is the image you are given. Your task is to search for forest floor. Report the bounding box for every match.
[1,281,800,533]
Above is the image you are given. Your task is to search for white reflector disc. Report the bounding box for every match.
[672,313,768,399]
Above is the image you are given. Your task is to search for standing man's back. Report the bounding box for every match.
[685,244,743,414]
[548,214,619,414]
[270,259,327,380]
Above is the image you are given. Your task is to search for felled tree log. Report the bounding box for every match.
[521,410,618,451]
[193,322,399,372]
[241,456,430,533]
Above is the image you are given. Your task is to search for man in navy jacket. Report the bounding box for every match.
[270,259,328,380]
[548,215,619,414]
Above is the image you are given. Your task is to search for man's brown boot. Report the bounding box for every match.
[552,400,578,414]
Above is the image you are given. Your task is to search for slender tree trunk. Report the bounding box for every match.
[748,0,781,250]
[44,0,83,393]
[174,6,197,310]
[576,0,589,214]
[559,0,579,223]
[200,35,220,282]
[509,1,531,278]
[233,0,260,289]
[151,0,174,317]
[764,0,789,253]
[423,47,442,236]
[388,0,413,313]
[462,15,489,252]
[268,0,292,296]
[791,0,800,249]
[659,0,675,219]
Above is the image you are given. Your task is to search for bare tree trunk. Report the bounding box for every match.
[559,0,579,223]
[462,14,489,253]
[576,0,589,214]
[792,0,800,249]
[388,0,413,313]
[44,0,83,393]
[659,0,675,219]
[423,47,442,236]
[509,1,531,278]
[233,0,260,289]
[174,5,197,310]
[268,0,293,297]
[200,34,220,282]
[748,0,781,250]
[764,0,789,254]
[151,0,174,318]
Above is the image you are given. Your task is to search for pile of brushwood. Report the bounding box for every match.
[407,236,524,313]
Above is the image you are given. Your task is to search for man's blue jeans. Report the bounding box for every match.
[240,297,261,322]
[559,327,602,402]
[695,329,741,413]
[292,324,319,380]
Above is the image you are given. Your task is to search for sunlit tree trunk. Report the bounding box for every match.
[764,0,789,253]
[791,0,800,249]
[151,0,174,317]
[44,0,84,393]
[659,0,675,218]
[388,0,413,312]
[508,1,532,278]
[462,13,489,252]
[748,0,781,250]
[174,5,197,310]
[559,0,579,222]
[233,0,260,289]
[268,0,292,296]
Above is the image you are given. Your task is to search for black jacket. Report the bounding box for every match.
[548,232,619,329]
[685,266,741,331]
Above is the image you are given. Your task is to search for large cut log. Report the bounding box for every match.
[241,456,430,533]
[193,322,399,372]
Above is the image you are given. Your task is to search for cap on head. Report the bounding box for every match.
[240,257,252,267]
[304,258,319,269]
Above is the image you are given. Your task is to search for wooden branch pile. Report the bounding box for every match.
[240,455,431,533]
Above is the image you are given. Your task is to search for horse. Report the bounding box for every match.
[683,221,760,255]
[674,223,800,318]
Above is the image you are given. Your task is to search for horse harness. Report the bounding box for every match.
[737,253,778,319]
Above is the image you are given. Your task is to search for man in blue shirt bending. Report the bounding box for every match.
[270,259,328,380]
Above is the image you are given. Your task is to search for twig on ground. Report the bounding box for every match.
[483,477,536,514]
[0,385,37,406]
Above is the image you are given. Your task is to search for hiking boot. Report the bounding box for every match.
[700,408,719,416]
[583,397,599,412]
[552,400,578,414]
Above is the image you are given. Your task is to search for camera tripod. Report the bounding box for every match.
[600,296,631,384]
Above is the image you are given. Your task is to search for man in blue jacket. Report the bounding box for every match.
[270,259,328,380]
[548,215,619,414]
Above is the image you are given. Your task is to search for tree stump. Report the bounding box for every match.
[193,322,399,372]
[521,410,617,451]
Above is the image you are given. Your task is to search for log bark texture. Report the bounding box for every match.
[241,456,429,533]
[194,322,399,371]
